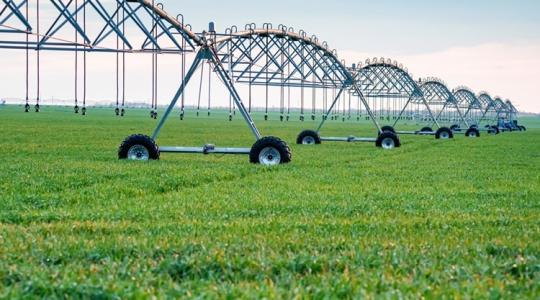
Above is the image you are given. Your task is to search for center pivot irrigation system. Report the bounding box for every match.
[0,0,526,165]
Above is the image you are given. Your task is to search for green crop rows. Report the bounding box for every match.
[1,105,539,299]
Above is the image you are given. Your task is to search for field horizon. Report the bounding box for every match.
[0,105,539,298]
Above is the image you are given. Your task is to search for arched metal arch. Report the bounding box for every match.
[505,100,518,122]
[354,61,423,100]
[454,86,482,109]
[419,78,468,127]
[350,60,442,129]
[506,100,518,113]
[454,86,483,126]
[493,97,509,116]
[214,25,353,88]
[478,92,494,109]
[476,92,499,125]
[419,78,457,105]
[0,0,200,53]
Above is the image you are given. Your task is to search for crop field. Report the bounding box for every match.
[0,105,539,298]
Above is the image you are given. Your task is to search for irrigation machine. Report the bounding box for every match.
[0,0,526,165]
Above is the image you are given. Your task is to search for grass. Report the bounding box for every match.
[0,104,539,299]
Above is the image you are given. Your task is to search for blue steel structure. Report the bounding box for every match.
[417,78,474,137]
[477,92,501,130]
[0,0,196,115]
[344,60,445,139]
[354,59,429,125]
[0,0,198,52]
[285,56,408,148]
[1,0,391,164]
[453,86,483,128]
[492,97,517,132]
[204,26,396,149]
[504,100,524,131]
[0,0,524,164]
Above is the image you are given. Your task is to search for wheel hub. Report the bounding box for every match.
[127,145,150,161]
[259,147,281,166]
[302,136,316,145]
[381,137,395,150]
[440,132,450,139]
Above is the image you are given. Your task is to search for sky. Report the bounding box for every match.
[1,0,539,113]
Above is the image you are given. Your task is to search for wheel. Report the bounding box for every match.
[435,127,454,139]
[376,131,401,149]
[380,125,395,133]
[491,126,500,135]
[420,127,433,132]
[296,130,321,145]
[465,127,480,138]
[118,134,160,161]
[470,124,479,129]
[250,136,291,166]
[450,124,460,131]
[521,126,527,131]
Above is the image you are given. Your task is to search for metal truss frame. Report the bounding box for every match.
[214,27,385,144]
[349,61,441,137]
[453,86,483,127]
[417,79,468,131]
[0,0,198,53]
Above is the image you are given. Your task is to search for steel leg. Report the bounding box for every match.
[351,84,382,133]
[209,47,262,140]
[316,86,345,133]
[152,48,205,140]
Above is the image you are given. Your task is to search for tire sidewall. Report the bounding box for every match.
[296,130,321,145]
[119,134,160,160]
[251,137,291,164]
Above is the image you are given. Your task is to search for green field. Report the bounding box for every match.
[1,105,539,299]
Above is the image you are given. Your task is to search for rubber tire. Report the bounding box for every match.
[380,125,396,133]
[296,130,322,145]
[376,131,401,148]
[490,126,500,135]
[465,127,480,138]
[118,134,160,160]
[450,124,460,131]
[435,127,454,139]
[250,136,292,165]
[470,124,479,129]
[521,126,527,132]
[420,127,433,132]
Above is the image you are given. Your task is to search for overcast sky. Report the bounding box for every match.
[1,0,539,112]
